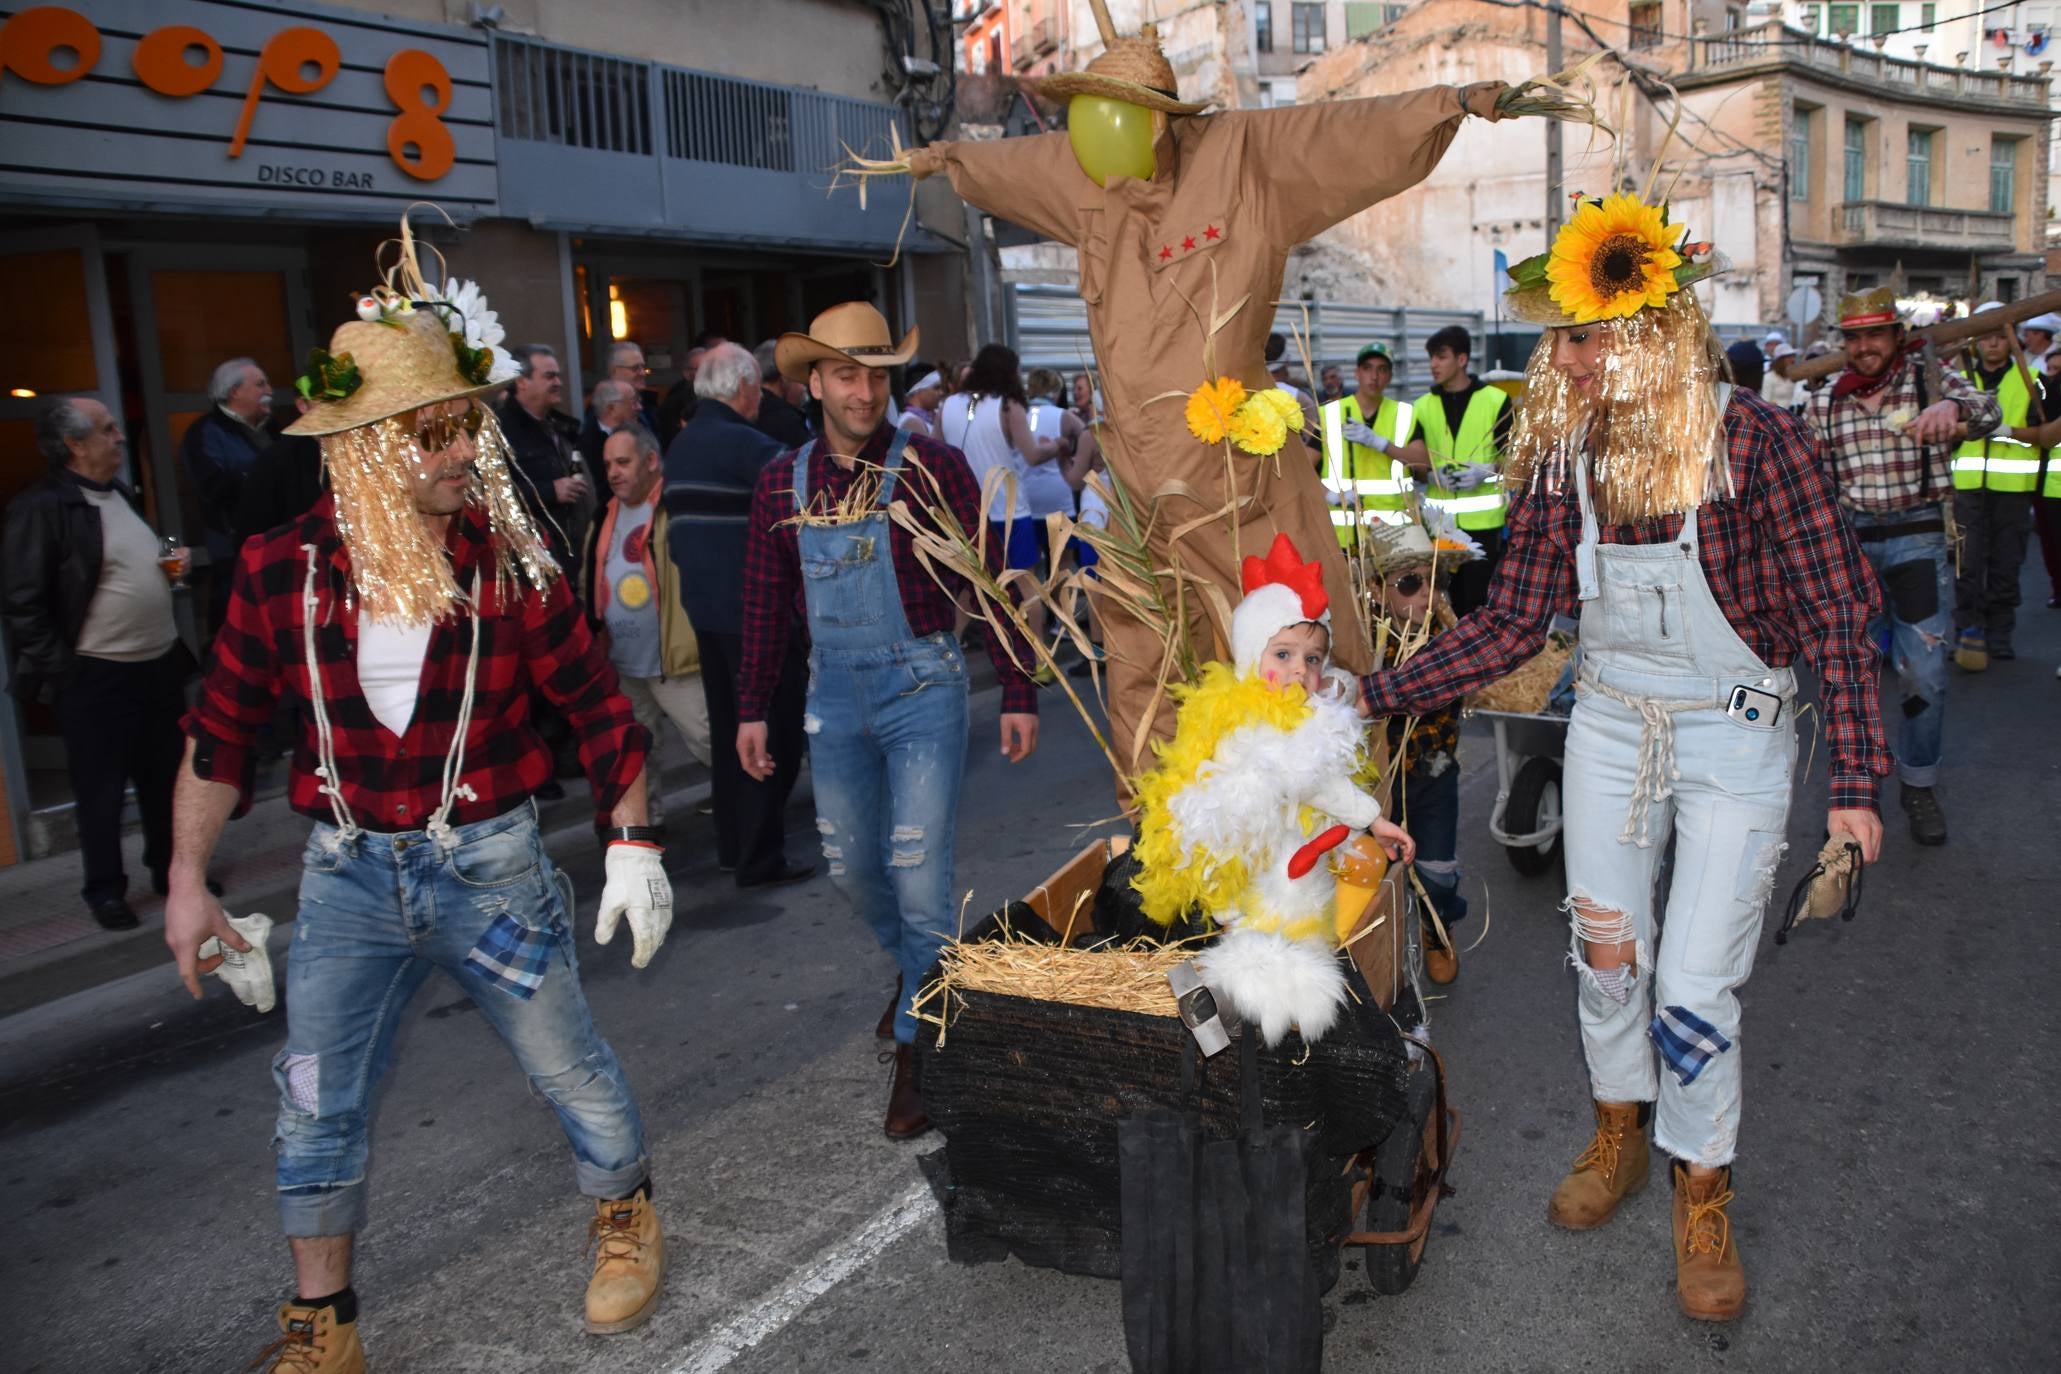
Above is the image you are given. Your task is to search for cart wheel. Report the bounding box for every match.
[1502,757,1563,877]
[1363,1060,1440,1295]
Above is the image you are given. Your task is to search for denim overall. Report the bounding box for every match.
[793,432,969,1045]
[1559,429,1798,1168]
[274,552,647,1236]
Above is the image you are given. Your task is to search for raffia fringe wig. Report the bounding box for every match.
[320,409,558,623]
[1506,291,1732,526]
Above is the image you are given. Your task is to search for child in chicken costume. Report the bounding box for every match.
[1133,534,1415,1046]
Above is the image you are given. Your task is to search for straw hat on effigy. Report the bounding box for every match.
[1031,1,1207,116]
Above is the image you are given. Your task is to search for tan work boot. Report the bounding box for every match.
[1422,924,1458,985]
[1673,1162,1746,1321]
[1546,1100,1651,1229]
[584,1190,665,1335]
[246,1302,364,1373]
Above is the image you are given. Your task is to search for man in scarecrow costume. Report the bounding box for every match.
[895,0,1557,788]
[1356,196,1890,1320]
[164,221,673,1372]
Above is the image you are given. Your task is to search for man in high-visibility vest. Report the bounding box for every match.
[1320,341,1416,549]
[1950,301,2046,669]
[1395,324,1513,614]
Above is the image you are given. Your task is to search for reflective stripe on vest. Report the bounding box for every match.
[2047,453,2061,499]
[1415,385,1510,530]
[1953,367,2044,493]
[1322,394,1416,545]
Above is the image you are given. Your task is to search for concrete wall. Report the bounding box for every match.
[334,0,898,103]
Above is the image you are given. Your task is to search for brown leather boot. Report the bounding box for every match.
[876,975,903,1039]
[885,1043,930,1139]
[1672,1161,1746,1321]
[247,1301,365,1373]
[584,1189,664,1334]
[1546,1100,1650,1229]
[1421,924,1457,985]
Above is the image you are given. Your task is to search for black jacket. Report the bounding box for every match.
[232,433,325,551]
[496,398,587,556]
[3,471,136,702]
[754,388,812,448]
[178,409,271,556]
[662,399,787,637]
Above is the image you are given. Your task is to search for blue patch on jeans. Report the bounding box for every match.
[1649,1005,1732,1087]
[464,912,555,998]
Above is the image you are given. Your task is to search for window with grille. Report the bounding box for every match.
[1291,2,1326,54]
[1906,127,1933,208]
[1921,3,1936,28]
[1629,2,1662,48]
[1991,137,2019,214]
[1828,3,1860,35]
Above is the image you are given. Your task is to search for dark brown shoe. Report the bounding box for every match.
[876,975,903,1040]
[884,1043,930,1139]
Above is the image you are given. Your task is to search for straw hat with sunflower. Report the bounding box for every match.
[1503,193,1727,327]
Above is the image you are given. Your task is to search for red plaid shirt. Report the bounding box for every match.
[1362,387,1891,813]
[184,495,649,830]
[738,424,1040,720]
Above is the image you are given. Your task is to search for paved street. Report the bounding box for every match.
[4,569,2059,1373]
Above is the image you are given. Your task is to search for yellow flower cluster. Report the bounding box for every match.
[1184,377,1305,456]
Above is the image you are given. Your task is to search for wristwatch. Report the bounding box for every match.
[598,825,665,846]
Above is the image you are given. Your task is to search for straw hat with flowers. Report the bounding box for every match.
[1502,192,1727,328]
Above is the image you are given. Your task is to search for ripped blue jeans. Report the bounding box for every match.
[805,632,970,1045]
[1560,668,1796,1168]
[274,802,647,1236]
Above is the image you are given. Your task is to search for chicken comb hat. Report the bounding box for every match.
[1231,533,1331,675]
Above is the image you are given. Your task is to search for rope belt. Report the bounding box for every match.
[1582,675,1710,848]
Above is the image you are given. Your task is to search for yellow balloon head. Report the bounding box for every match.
[1067,94,1156,187]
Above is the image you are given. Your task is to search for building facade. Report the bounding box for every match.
[0,0,962,863]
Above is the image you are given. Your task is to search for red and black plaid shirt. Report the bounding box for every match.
[1362,387,1891,813]
[738,424,1040,720]
[184,495,649,831]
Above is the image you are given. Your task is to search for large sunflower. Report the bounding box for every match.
[1544,194,1683,323]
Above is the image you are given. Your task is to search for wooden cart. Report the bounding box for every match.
[918,834,1460,1296]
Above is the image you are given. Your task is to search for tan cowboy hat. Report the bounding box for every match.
[1032,26,1208,116]
[774,302,920,383]
[285,309,507,437]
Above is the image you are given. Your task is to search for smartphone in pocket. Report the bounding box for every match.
[1725,684,1784,728]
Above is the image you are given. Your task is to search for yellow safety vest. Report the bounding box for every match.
[1953,367,2044,494]
[2046,449,2061,498]
[1321,393,1415,546]
[1414,385,1510,531]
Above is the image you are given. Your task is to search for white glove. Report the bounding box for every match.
[595,843,673,969]
[1448,462,1496,492]
[200,912,277,1013]
[1341,420,1386,450]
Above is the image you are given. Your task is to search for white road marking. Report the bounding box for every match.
[666,1180,939,1374]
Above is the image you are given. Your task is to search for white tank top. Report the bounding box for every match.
[357,610,433,738]
[942,391,1029,522]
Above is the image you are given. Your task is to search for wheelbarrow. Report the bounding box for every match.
[1476,708,1569,877]
[914,833,1460,1298]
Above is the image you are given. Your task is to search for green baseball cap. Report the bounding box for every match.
[1355,341,1394,365]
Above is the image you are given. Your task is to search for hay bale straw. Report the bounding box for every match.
[1467,639,1573,715]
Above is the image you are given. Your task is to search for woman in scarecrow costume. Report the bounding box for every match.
[1133,533,1414,1048]
[1356,195,1890,1320]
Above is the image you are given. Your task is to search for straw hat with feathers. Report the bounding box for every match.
[1031,1,1207,116]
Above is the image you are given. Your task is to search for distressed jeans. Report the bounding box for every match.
[274,802,648,1236]
[805,632,970,1044]
[1849,511,1951,787]
[1560,664,1797,1168]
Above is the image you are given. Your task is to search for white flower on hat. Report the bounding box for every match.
[423,278,518,385]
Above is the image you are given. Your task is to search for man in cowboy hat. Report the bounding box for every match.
[735,301,1040,1139]
[902,6,1518,792]
[162,240,674,1372]
[1805,285,1999,847]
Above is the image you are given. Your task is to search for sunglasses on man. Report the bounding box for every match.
[1387,572,1427,596]
[414,406,487,453]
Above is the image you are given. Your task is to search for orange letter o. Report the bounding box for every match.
[133,25,223,97]
[0,6,101,86]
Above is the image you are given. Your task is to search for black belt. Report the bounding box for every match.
[1854,518,1943,542]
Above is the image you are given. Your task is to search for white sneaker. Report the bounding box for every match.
[201,912,277,1012]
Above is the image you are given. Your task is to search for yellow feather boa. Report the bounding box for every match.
[1132,662,1319,927]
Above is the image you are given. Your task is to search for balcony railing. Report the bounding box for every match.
[492,34,911,251]
[1692,21,2050,106]
[1837,200,2019,252]
[1013,18,1059,71]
